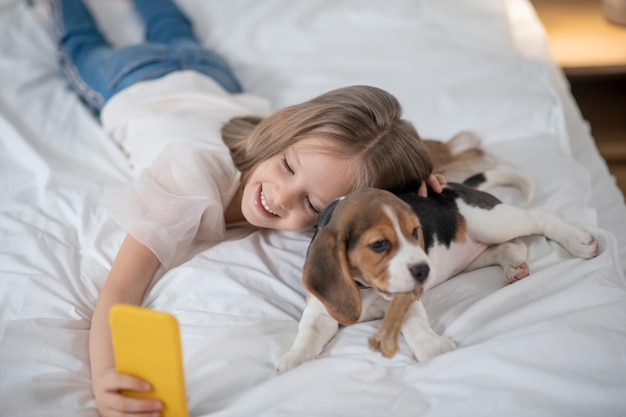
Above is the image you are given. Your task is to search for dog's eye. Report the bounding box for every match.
[413,227,420,240]
[368,239,391,253]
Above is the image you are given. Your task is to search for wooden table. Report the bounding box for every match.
[531,0,626,76]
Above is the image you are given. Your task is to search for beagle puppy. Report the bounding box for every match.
[276,170,598,372]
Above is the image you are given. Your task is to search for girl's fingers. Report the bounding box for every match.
[417,181,427,197]
[428,174,446,193]
[97,372,162,416]
[418,174,447,197]
[100,372,151,393]
[103,391,163,415]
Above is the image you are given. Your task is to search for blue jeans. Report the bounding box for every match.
[50,0,243,113]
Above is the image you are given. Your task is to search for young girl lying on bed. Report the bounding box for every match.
[49,0,476,415]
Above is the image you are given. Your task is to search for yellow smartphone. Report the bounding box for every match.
[109,304,189,417]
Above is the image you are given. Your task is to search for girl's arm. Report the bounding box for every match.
[90,234,164,417]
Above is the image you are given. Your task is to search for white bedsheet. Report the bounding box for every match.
[1,0,625,416]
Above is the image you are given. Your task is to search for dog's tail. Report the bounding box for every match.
[463,170,535,201]
[424,131,497,183]
[424,132,534,200]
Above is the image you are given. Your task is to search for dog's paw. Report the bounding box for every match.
[505,261,529,284]
[565,228,599,259]
[407,334,456,362]
[369,332,400,358]
[275,349,317,373]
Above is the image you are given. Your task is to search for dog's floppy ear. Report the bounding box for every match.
[302,225,362,325]
[316,197,342,229]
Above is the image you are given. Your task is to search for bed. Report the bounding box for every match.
[1,0,626,416]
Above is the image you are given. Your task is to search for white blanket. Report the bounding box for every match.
[1,1,625,416]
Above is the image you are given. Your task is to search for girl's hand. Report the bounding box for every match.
[94,370,163,417]
[417,173,447,197]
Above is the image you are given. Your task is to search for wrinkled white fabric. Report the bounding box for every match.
[106,142,240,268]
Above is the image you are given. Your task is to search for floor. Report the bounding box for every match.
[566,73,626,196]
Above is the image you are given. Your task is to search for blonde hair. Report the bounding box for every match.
[221,85,433,194]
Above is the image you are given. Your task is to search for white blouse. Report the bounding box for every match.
[100,71,272,268]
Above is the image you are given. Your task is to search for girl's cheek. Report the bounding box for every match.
[298,216,317,232]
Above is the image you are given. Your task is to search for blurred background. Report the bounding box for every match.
[531,0,626,195]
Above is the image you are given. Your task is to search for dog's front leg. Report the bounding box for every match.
[402,300,456,362]
[276,295,339,372]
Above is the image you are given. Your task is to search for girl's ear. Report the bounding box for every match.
[302,226,362,325]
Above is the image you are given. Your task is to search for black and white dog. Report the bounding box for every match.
[276,171,598,372]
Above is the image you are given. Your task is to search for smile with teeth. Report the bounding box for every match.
[260,190,279,216]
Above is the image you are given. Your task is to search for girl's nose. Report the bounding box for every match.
[274,187,292,211]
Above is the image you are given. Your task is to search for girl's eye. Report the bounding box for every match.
[281,156,319,214]
[281,157,294,174]
[306,197,320,214]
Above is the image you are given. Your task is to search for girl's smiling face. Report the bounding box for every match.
[240,136,357,231]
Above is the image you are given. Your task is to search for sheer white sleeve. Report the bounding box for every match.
[107,143,241,268]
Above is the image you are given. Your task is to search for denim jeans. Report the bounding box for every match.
[50,0,243,113]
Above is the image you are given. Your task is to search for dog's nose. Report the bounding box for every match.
[409,263,429,283]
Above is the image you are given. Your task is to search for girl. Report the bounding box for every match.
[51,1,465,416]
